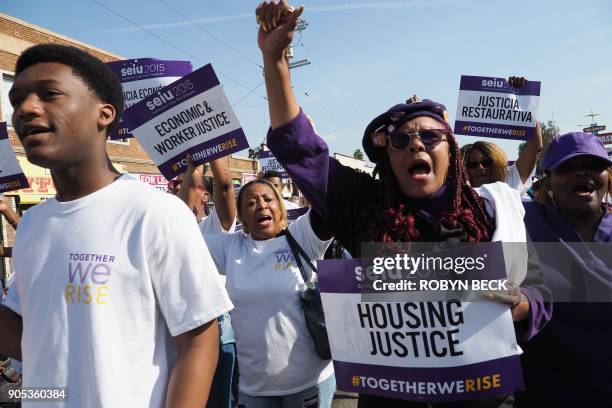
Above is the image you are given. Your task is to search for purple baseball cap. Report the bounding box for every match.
[542,132,612,172]
[362,97,450,163]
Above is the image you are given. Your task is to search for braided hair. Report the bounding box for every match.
[364,125,492,243]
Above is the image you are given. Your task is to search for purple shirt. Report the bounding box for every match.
[517,201,612,407]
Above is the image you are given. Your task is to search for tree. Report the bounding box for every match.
[517,120,560,176]
[353,149,364,160]
[537,120,560,175]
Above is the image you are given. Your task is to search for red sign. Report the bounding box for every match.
[241,172,257,185]
[19,176,55,194]
[597,132,612,145]
[136,173,170,192]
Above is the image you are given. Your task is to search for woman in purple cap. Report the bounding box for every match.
[517,132,612,407]
[256,1,550,407]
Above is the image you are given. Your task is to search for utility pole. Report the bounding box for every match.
[288,19,311,70]
[580,109,605,135]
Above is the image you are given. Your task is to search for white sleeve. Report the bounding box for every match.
[287,209,333,262]
[199,208,236,235]
[147,201,233,337]
[505,163,532,197]
[201,232,236,275]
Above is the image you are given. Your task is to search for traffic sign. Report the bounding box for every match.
[583,125,606,133]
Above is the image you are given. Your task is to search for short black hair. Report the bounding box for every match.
[15,44,124,133]
[262,170,283,180]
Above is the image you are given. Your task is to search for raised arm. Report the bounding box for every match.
[257,1,379,256]
[509,76,543,184]
[0,197,20,258]
[0,197,20,230]
[515,121,542,184]
[256,0,302,128]
[209,156,236,231]
[178,157,207,220]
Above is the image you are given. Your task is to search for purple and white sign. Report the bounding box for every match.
[454,75,540,141]
[318,256,524,402]
[0,122,28,193]
[259,150,288,178]
[107,58,193,140]
[287,207,308,222]
[122,64,249,180]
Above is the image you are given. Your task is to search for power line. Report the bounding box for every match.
[201,0,255,29]
[89,0,267,102]
[158,0,263,69]
[296,86,360,134]
[296,37,366,123]
[232,80,265,107]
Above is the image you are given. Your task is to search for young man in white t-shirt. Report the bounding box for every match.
[0,44,232,408]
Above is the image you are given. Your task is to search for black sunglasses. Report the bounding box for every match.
[466,158,493,170]
[387,129,448,150]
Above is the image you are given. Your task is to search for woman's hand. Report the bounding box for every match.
[256,1,304,60]
[508,75,543,182]
[508,76,527,88]
[482,283,530,322]
[183,154,206,191]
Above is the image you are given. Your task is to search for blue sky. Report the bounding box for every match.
[3,0,612,159]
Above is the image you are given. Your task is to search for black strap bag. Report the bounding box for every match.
[284,229,332,360]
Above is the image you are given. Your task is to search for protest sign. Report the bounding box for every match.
[133,173,170,192]
[287,207,308,222]
[598,132,612,146]
[241,172,258,186]
[107,58,192,140]
[0,122,29,193]
[318,246,524,402]
[122,64,249,180]
[454,75,540,141]
[259,150,288,178]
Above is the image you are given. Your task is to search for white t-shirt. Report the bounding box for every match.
[199,208,235,235]
[4,175,232,408]
[202,211,334,396]
[476,182,528,285]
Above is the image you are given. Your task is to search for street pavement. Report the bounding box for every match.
[332,391,358,408]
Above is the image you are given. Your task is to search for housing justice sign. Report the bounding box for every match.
[107,58,193,140]
[318,251,524,402]
[122,64,248,180]
[454,75,540,141]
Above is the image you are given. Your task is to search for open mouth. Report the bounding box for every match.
[571,181,596,198]
[256,215,273,226]
[408,160,432,181]
[21,125,52,138]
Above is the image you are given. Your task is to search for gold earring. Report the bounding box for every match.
[547,190,556,207]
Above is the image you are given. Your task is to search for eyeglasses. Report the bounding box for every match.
[466,158,493,170]
[386,129,448,150]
